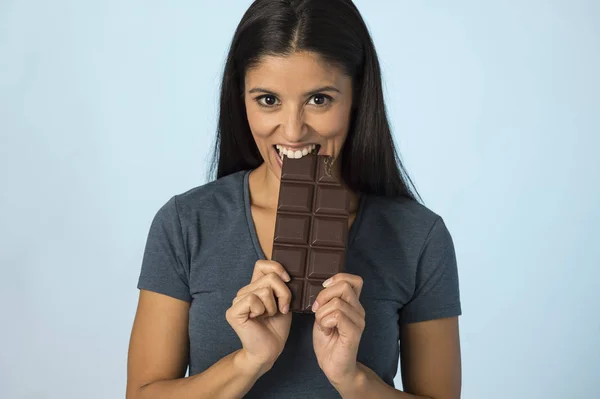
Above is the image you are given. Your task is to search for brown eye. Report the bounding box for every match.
[313,95,325,105]
[257,95,280,107]
[308,94,332,106]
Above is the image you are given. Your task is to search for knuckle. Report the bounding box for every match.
[270,259,284,270]
[340,281,353,293]
[247,293,259,304]
[232,292,245,305]
[331,297,344,308]
[258,286,272,297]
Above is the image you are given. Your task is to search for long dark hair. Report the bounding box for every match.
[210,0,420,201]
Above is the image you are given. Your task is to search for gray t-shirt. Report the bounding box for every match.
[137,170,461,398]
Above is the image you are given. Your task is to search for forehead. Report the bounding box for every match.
[245,51,349,92]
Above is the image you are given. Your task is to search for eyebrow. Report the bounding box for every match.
[248,85,341,97]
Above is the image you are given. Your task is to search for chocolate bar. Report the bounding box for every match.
[272,153,350,313]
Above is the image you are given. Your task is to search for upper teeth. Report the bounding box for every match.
[276,144,317,159]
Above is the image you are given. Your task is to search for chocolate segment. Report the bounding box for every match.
[272,154,350,313]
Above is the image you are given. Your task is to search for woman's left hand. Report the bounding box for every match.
[312,273,365,388]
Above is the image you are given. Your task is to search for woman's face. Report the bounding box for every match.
[244,51,353,179]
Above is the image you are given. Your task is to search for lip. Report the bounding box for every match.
[273,146,283,170]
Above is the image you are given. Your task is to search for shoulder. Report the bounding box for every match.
[172,170,248,214]
[365,194,446,236]
[361,195,453,256]
[366,195,440,226]
[151,170,249,225]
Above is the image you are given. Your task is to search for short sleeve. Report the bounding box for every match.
[399,217,461,324]
[136,196,192,302]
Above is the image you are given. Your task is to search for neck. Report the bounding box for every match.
[248,163,281,210]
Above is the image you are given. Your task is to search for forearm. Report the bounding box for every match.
[135,349,266,399]
[335,363,430,399]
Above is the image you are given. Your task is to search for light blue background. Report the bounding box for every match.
[1,1,598,398]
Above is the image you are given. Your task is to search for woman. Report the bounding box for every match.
[127,1,462,398]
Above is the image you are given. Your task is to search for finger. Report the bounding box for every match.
[315,297,365,333]
[267,274,292,314]
[227,293,266,324]
[322,273,363,297]
[320,309,363,340]
[318,324,334,336]
[235,273,292,314]
[313,281,365,316]
[251,260,291,283]
[253,286,278,317]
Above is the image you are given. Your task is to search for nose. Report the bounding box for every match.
[280,106,307,142]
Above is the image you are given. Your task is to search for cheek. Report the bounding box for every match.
[247,116,268,138]
[309,107,351,140]
[246,103,276,140]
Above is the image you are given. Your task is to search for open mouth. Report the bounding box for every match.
[273,144,321,162]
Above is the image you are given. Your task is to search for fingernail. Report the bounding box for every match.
[283,272,291,282]
[322,278,332,287]
[312,301,319,312]
[282,304,289,314]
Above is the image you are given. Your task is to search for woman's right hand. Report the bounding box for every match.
[226,260,293,375]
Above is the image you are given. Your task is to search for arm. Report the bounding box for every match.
[126,290,265,399]
[334,317,461,399]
